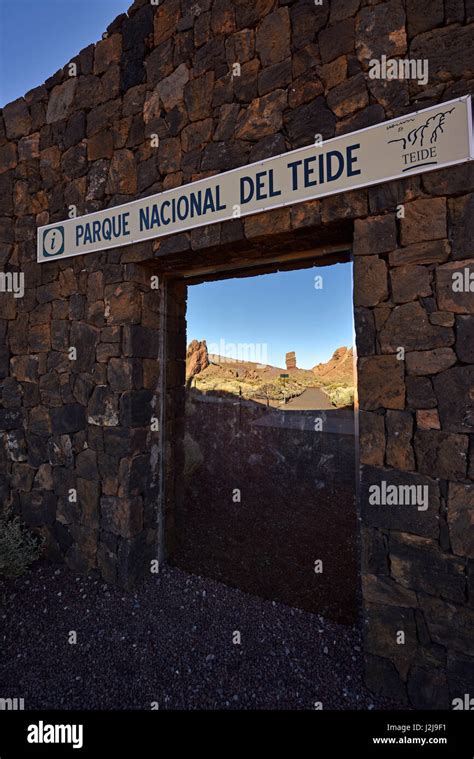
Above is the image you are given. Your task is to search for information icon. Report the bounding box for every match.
[42,226,65,257]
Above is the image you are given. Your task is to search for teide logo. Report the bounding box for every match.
[452,694,474,710]
[386,107,455,174]
[27,721,84,749]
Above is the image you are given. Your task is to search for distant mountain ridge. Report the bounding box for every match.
[185,341,354,407]
[186,340,354,383]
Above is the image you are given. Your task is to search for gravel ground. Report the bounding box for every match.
[1,564,404,710]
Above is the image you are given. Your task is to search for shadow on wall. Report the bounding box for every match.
[170,388,358,625]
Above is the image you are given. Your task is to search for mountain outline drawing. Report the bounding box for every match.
[387,107,456,151]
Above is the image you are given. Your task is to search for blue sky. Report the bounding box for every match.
[188,264,354,370]
[1,0,354,365]
[0,0,131,106]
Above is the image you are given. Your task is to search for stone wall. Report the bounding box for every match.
[355,179,474,708]
[0,0,473,708]
[176,393,357,623]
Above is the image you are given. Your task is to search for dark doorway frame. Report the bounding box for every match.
[157,242,360,623]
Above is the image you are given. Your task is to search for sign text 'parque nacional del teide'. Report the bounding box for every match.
[37,96,474,263]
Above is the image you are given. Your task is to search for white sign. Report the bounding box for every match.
[37,96,473,263]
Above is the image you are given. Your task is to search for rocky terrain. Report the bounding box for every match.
[186,340,355,407]
[313,346,354,385]
[0,564,404,710]
[185,339,209,382]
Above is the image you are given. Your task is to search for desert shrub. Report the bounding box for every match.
[328,385,355,407]
[0,516,42,579]
[254,382,284,402]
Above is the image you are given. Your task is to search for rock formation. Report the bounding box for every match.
[186,340,209,381]
[286,351,297,370]
[313,346,354,384]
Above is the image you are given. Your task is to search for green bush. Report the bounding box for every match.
[0,516,42,579]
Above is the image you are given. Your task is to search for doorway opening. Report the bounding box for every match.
[166,256,359,625]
